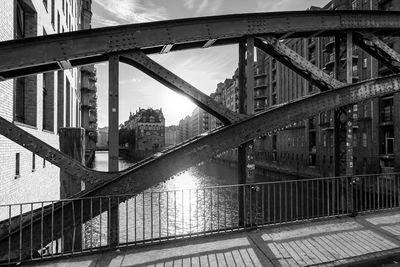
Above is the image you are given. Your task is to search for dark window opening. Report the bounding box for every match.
[15,153,20,178]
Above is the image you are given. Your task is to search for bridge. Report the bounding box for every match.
[1,9,400,265]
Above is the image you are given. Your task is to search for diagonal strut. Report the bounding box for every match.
[119,50,246,125]
[254,36,347,91]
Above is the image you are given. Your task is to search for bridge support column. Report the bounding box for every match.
[59,127,85,252]
[108,55,120,246]
[238,37,255,226]
[108,55,119,172]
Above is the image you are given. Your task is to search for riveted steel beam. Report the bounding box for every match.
[1,11,400,78]
[1,74,399,261]
[255,36,346,91]
[119,50,245,125]
[0,117,115,186]
[353,31,400,73]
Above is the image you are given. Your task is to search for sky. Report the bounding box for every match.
[91,0,328,127]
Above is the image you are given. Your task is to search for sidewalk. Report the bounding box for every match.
[24,210,400,266]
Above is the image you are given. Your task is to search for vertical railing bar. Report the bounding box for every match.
[166,192,169,238]
[243,185,246,229]
[189,189,192,236]
[249,185,253,227]
[229,188,233,230]
[268,184,271,224]
[108,197,111,247]
[41,202,44,257]
[143,193,145,241]
[117,197,120,247]
[284,182,287,222]
[322,179,325,216]
[377,176,380,210]
[204,188,206,233]
[295,181,298,220]
[174,191,177,238]
[134,196,137,243]
[51,201,54,255]
[182,190,184,236]
[71,200,75,254]
[61,201,64,256]
[30,203,33,260]
[90,198,93,251]
[224,188,227,232]
[99,198,102,248]
[255,185,259,226]
[262,184,265,225]
[317,180,320,217]
[210,188,213,232]
[196,189,199,234]
[126,199,128,246]
[159,192,161,239]
[81,199,84,251]
[8,205,11,264]
[19,204,22,262]
[217,188,220,232]
[279,183,282,223]
[151,192,153,241]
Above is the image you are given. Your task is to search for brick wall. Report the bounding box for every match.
[0,0,81,208]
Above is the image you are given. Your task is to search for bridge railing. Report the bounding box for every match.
[1,172,400,265]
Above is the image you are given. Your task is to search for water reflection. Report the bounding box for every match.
[87,151,240,246]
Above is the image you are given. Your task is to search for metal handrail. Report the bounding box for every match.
[1,172,400,265]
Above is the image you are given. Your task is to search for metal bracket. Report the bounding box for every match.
[255,36,347,91]
[353,31,400,73]
[119,50,246,125]
[203,39,217,48]
[57,60,73,70]
[160,44,173,54]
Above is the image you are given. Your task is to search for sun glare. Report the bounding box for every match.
[162,90,196,125]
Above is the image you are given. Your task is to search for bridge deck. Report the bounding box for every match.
[24,210,400,267]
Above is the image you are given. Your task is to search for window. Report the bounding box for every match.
[16,1,25,39]
[323,133,327,147]
[42,72,54,131]
[353,104,358,120]
[382,129,394,154]
[363,58,368,68]
[15,78,26,123]
[57,12,60,33]
[353,129,358,147]
[51,0,55,27]
[43,158,46,168]
[43,0,48,11]
[381,97,393,122]
[32,153,35,172]
[352,0,357,10]
[62,0,65,13]
[15,153,20,178]
[66,78,71,127]
[362,132,367,147]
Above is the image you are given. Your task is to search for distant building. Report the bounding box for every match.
[178,115,192,141]
[97,127,109,149]
[253,0,400,179]
[128,108,165,158]
[165,125,180,147]
[191,107,209,137]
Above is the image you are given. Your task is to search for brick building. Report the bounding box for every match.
[253,0,400,179]
[0,0,96,205]
[127,108,165,158]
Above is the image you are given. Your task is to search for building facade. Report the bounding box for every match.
[0,0,96,205]
[253,0,400,179]
[127,108,165,158]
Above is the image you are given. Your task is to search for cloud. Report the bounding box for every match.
[92,0,168,28]
[120,77,142,85]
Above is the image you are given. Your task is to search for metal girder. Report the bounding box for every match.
[254,36,346,91]
[2,73,399,261]
[0,117,115,186]
[119,50,244,125]
[1,11,400,78]
[353,31,400,73]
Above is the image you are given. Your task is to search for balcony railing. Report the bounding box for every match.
[1,173,400,265]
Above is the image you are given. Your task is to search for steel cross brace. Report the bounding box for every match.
[353,31,400,73]
[1,73,399,261]
[254,36,347,91]
[119,50,246,125]
[0,117,115,186]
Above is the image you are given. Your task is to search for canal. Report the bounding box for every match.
[87,151,242,246]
